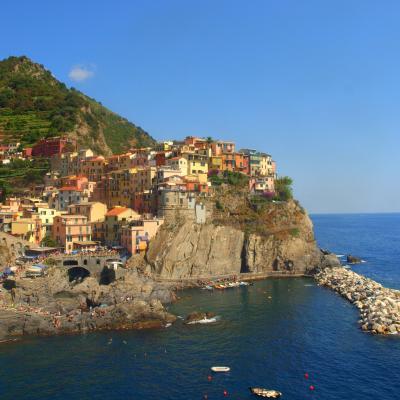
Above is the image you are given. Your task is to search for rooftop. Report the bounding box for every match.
[105,207,130,216]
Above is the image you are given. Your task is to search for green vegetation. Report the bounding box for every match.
[290,228,300,237]
[41,237,59,249]
[209,171,249,187]
[0,158,49,191]
[0,56,155,153]
[274,176,293,201]
[215,200,224,210]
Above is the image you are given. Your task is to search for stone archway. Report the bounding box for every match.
[68,266,90,283]
[99,266,116,285]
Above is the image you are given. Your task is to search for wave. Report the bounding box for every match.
[187,316,220,325]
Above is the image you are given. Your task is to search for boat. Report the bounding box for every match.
[214,284,227,290]
[211,366,230,372]
[249,387,282,398]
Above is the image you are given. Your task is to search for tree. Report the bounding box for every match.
[274,176,293,201]
[40,235,58,248]
[0,182,7,202]
[205,136,214,144]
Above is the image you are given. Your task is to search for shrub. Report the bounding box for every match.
[290,228,300,237]
[215,200,223,210]
[274,176,293,201]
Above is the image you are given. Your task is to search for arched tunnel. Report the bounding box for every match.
[68,266,91,283]
[99,266,116,285]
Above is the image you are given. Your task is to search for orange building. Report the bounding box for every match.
[234,153,250,174]
[221,153,235,172]
[52,215,92,253]
[79,156,106,182]
[211,140,235,156]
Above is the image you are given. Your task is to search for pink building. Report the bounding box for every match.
[120,218,164,254]
[52,215,92,253]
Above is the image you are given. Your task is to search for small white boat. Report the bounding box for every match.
[239,281,250,286]
[211,366,230,372]
[250,387,282,398]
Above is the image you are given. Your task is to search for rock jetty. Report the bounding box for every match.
[314,267,400,335]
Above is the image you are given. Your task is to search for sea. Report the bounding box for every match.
[1,213,399,400]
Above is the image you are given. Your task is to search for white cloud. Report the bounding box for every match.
[68,64,95,82]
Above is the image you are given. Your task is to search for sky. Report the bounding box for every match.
[1,0,399,213]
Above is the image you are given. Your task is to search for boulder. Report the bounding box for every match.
[347,255,362,264]
[185,311,216,324]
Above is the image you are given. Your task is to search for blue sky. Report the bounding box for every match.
[1,0,399,213]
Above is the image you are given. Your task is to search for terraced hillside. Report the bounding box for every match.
[0,56,155,154]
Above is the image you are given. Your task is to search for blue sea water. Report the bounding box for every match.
[1,214,400,400]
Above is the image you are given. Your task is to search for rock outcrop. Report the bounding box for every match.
[147,222,244,279]
[0,266,175,341]
[147,199,324,279]
[315,266,400,335]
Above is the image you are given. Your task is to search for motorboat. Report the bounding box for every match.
[211,366,230,372]
[249,387,282,398]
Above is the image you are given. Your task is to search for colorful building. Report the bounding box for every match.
[120,217,164,254]
[56,187,88,211]
[166,157,188,176]
[68,202,107,222]
[11,217,44,244]
[32,137,75,158]
[211,140,235,156]
[79,156,106,182]
[52,214,92,253]
[104,206,140,246]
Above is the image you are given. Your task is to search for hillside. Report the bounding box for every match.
[0,56,155,154]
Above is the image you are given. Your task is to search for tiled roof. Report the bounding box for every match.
[59,186,83,191]
[105,207,129,216]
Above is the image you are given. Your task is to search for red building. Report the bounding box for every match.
[155,152,166,166]
[32,137,75,157]
[23,147,33,158]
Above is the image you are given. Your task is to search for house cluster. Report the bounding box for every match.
[0,135,277,254]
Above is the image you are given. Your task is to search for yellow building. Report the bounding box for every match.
[68,202,107,222]
[104,206,140,246]
[36,207,61,235]
[209,156,223,171]
[182,152,209,176]
[105,168,137,208]
[11,217,45,244]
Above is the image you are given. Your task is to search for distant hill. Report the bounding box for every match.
[0,56,155,154]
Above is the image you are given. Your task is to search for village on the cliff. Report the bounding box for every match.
[0,136,277,258]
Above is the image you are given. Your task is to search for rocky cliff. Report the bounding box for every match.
[0,266,175,341]
[147,194,325,280]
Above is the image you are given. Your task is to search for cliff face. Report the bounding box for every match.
[147,223,244,279]
[146,199,322,280]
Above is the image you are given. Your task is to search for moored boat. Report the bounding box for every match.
[249,387,282,398]
[211,366,230,372]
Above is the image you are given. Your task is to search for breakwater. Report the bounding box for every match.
[314,266,400,335]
